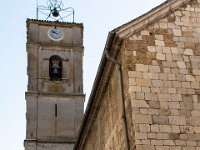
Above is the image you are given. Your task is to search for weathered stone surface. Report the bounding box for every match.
[77,1,200,150]
[169,116,186,125]
[153,116,169,125]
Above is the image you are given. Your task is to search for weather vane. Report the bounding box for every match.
[36,0,75,22]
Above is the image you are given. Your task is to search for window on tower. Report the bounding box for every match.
[49,55,62,81]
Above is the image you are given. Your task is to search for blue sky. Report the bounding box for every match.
[0,0,165,149]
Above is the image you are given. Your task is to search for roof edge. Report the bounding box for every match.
[26,18,83,27]
[115,0,192,38]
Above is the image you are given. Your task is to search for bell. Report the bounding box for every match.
[52,68,59,75]
[52,8,59,17]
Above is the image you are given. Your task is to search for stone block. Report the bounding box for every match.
[163,140,175,145]
[171,47,179,54]
[151,87,160,93]
[166,53,173,61]
[158,94,171,101]
[149,65,161,73]
[179,109,191,117]
[157,133,170,139]
[132,100,149,108]
[169,102,180,109]
[164,81,172,88]
[172,81,181,88]
[156,46,162,53]
[184,49,194,55]
[193,69,200,75]
[164,68,171,73]
[171,125,180,133]
[159,125,172,133]
[168,88,176,94]
[163,61,177,68]
[171,94,182,101]
[133,51,137,56]
[186,75,196,81]
[141,30,150,35]
[142,140,150,145]
[186,141,197,147]
[162,47,171,53]
[176,74,186,81]
[177,61,186,68]
[148,46,157,52]
[160,102,168,108]
[191,110,200,117]
[156,53,166,60]
[188,133,200,141]
[179,69,188,74]
[170,146,182,150]
[190,56,200,62]
[139,124,150,132]
[173,54,183,61]
[147,133,157,140]
[145,93,157,101]
[136,78,152,86]
[152,80,164,87]
[153,116,169,125]
[149,101,160,108]
[136,64,149,72]
[170,109,179,115]
[168,74,176,80]
[151,124,159,132]
[136,92,145,100]
[128,71,142,78]
[169,116,186,125]
[140,108,147,114]
[142,87,151,93]
[194,127,200,133]
[160,108,171,115]
[159,73,168,80]
[181,82,191,88]
[151,140,163,146]
[148,108,159,115]
[133,114,152,124]
[174,11,182,16]
[172,29,182,36]
[143,73,159,79]
[175,140,186,146]
[159,23,168,29]
[155,35,164,40]
[135,132,147,139]
[136,145,155,150]
[193,103,200,110]
[129,86,141,92]
[155,146,170,150]
[129,78,136,85]
[155,40,165,46]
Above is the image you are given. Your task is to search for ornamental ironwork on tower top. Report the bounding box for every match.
[36,0,74,22]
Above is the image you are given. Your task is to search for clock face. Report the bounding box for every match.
[48,28,64,41]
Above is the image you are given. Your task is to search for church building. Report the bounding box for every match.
[24,0,200,150]
[74,0,200,150]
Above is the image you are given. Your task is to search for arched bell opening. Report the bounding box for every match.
[49,55,62,81]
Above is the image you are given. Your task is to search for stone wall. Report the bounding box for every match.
[82,63,128,150]
[126,0,200,149]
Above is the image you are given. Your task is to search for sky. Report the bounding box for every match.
[0,0,165,149]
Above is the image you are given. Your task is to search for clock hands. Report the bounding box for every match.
[52,30,58,35]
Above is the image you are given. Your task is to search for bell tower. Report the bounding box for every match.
[24,19,85,150]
